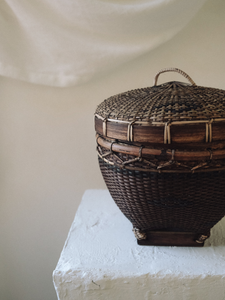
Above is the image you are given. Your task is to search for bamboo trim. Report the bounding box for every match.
[103,118,107,136]
[127,120,136,142]
[167,123,171,144]
[130,123,133,142]
[206,123,209,143]
[164,123,167,144]
[96,135,225,161]
[209,119,213,143]
[163,122,171,144]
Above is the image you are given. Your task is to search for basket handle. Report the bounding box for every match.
[154,68,196,86]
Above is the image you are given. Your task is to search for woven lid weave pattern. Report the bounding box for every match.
[95,81,225,123]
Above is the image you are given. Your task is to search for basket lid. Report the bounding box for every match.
[95,68,225,145]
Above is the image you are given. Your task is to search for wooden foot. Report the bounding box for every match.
[137,230,210,247]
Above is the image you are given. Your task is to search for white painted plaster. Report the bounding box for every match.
[53,189,225,300]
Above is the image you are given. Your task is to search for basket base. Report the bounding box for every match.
[137,231,209,247]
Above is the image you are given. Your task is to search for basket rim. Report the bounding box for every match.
[97,135,225,173]
[96,134,225,162]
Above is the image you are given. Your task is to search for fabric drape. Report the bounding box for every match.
[0,0,207,87]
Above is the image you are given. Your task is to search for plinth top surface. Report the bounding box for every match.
[54,190,225,279]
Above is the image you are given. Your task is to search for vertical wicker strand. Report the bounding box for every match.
[127,120,136,142]
[167,123,171,144]
[164,122,168,144]
[209,119,213,143]
[103,118,107,136]
[205,123,209,143]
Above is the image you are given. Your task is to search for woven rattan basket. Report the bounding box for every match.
[94,68,225,247]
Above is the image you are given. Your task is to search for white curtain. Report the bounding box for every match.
[0,0,207,87]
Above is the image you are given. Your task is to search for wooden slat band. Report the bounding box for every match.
[95,115,225,144]
[96,135,225,161]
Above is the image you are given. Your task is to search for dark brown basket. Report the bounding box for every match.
[99,156,225,235]
[94,68,225,247]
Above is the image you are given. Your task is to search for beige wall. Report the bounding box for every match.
[1,1,225,299]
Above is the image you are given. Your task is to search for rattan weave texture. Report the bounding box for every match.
[99,157,225,233]
[95,82,225,122]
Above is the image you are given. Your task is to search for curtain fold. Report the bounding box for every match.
[0,0,207,87]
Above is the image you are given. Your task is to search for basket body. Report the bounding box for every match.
[97,141,225,246]
[99,157,225,233]
[94,68,225,246]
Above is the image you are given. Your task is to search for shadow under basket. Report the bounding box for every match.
[98,157,225,247]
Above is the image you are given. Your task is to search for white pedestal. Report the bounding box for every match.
[53,190,225,300]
